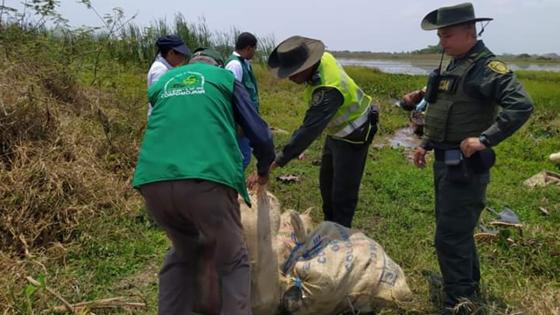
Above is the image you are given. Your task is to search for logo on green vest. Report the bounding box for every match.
[161,71,206,98]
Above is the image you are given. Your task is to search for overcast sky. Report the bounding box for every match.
[6,0,560,54]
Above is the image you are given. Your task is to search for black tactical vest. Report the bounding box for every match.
[424,48,498,144]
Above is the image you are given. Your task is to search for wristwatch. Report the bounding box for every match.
[479,135,491,147]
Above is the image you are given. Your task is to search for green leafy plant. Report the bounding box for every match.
[24,275,46,314]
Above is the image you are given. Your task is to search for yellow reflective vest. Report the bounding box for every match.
[304,52,372,141]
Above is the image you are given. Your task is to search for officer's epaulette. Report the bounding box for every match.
[486,59,510,75]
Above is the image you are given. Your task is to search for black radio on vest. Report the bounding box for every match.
[424,50,446,103]
[424,69,441,103]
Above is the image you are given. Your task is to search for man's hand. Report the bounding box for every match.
[460,137,487,158]
[413,147,427,168]
[401,90,425,110]
[247,162,279,190]
[247,172,268,190]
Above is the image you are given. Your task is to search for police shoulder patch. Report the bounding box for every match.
[311,90,325,106]
[487,60,509,75]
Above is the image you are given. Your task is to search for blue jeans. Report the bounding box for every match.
[237,136,252,170]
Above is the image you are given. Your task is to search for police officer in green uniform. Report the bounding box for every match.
[401,3,533,314]
[262,36,378,228]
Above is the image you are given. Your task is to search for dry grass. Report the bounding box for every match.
[0,52,144,311]
[512,285,560,315]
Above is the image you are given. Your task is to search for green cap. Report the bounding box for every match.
[421,2,492,30]
[191,48,224,67]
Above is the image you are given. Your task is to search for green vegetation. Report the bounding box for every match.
[0,5,559,315]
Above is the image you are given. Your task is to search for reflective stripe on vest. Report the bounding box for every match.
[305,52,372,138]
[328,89,372,128]
[332,108,370,138]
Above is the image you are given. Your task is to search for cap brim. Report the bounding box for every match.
[172,44,191,56]
[267,38,325,79]
[421,9,493,30]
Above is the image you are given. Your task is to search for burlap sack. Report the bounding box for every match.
[241,193,411,315]
[274,209,313,267]
[239,188,281,315]
[281,222,413,315]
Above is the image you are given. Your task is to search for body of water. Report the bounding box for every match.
[338,58,560,75]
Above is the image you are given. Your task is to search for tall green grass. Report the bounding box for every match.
[1,8,276,72]
[59,14,275,66]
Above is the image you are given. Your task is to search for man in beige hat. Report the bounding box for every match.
[264,35,378,228]
[400,3,533,314]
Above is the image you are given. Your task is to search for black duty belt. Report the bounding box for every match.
[434,148,456,161]
[434,147,496,173]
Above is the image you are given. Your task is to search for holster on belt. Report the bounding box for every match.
[436,147,496,183]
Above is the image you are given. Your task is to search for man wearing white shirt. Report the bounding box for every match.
[147,35,190,116]
[225,32,259,169]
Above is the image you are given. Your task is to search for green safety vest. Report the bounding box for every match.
[424,49,498,144]
[132,62,250,205]
[304,52,372,141]
[226,54,260,111]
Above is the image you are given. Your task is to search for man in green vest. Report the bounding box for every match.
[401,3,533,314]
[264,36,378,228]
[133,48,275,315]
[226,32,260,170]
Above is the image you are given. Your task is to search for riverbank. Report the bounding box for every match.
[333,51,560,63]
[336,56,560,75]
[3,48,559,313]
[1,17,559,313]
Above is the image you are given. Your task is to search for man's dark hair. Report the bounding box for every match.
[235,32,258,50]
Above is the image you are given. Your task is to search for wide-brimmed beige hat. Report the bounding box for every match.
[267,36,325,79]
[421,2,492,31]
